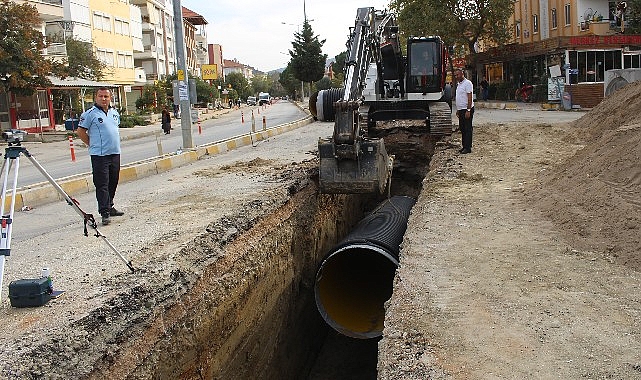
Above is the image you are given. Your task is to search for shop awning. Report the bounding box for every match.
[46,76,119,89]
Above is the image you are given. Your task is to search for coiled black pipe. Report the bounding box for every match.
[314,196,416,339]
[309,88,345,121]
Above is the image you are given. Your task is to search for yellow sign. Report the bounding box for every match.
[177,69,185,81]
[201,64,218,80]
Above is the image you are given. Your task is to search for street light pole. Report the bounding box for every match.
[173,0,194,149]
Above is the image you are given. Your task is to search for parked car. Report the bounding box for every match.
[247,96,257,106]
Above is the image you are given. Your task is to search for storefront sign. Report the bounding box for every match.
[569,35,641,46]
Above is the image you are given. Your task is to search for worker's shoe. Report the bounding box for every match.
[460,149,472,154]
[101,213,111,226]
[109,207,124,217]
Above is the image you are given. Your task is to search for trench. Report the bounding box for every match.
[107,133,437,379]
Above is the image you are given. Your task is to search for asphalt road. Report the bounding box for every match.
[2,101,307,188]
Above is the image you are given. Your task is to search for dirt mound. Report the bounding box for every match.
[527,81,641,270]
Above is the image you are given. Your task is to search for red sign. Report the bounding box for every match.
[569,35,641,46]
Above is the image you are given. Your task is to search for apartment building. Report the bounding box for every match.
[208,44,225,81]
[223,59,254,80]
[182,6,208,77]
[476,0,641,107]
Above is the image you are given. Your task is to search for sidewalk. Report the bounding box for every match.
[474,100,587,111]
[9,103,313,212]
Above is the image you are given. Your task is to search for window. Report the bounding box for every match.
[624,53,641,68]
[569,50,622,83]
[93,12,111,32]
[114,19,130,36]
[515,21,521,37]
[96,48,114,66]
[533,14,539,33]
[552,8,558,29]
[564,4,571,26]
[116,52,134,69]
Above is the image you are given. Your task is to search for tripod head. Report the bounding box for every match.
[2,129,27,146]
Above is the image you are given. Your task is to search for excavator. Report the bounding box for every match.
[312,7,451,194]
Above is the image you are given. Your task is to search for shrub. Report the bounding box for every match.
[120,114,149,128]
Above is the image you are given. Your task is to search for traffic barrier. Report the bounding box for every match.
[262,116,266,131]
[198,118,202,135]
[68,135,76,162]
[251,111,256,133]
[241,111,244,123]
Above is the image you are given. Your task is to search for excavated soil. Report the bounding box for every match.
[1,80,640,379]
[379,82,641,378]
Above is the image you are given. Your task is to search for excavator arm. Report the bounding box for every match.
[318,8,397,194]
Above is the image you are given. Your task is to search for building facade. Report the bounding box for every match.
[476,0,641,107]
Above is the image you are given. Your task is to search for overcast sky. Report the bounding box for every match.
[180,0,392,72]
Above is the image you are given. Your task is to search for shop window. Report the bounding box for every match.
[552,8,558,29]
[569,50,622,83]
[624,53,641,68]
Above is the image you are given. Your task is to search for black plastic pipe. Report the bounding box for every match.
[309,88,345,121]
[314,196,416,339]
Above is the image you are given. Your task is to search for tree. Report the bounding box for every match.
[278,63,302,100]
[225,72,250,100]
[288,19,327,97]
[391,0,515,73]
[251,74,273,95]
[58,38,106,80]
[0,1,53,96]
[626,0,641,33]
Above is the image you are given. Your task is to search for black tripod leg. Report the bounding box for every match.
[22,151,135,273]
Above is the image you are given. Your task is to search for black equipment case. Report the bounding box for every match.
[8,278,52,308]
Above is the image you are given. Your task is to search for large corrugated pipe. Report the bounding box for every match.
[314,196,416,339]
[309,88,345,121]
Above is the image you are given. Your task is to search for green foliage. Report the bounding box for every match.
[225,72,250,100]
[289,20,327,83]
[315,77,333,91]
[56,38,105,80]
[0,1,53,96]
[135,84,165,113]
[119,114,149,128]
[251,74,273,95]
[332,51,347,77]
[194,77,218,104]
[625,0,641,33]
[279,63,302,99]
[391,0,515,67]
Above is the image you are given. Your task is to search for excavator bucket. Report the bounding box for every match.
[318,138,393,194]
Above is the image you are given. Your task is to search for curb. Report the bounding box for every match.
[7,115,314,211]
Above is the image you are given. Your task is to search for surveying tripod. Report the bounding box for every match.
[0,131,134,303]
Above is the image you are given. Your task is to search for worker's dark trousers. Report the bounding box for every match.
[458,107,474,151]
[91,154,120,216]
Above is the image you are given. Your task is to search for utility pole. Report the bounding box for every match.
[173,0,194,149]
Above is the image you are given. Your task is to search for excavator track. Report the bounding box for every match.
[427,102,453,136]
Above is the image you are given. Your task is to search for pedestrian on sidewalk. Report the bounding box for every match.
[161,107,171,135]
[455,69,474,154]
[480,76,489,101]
[76,87,125,225]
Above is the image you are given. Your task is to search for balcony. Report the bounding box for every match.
[579,20,612,35]
[15,0,63,21]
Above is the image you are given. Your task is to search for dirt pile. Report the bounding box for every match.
[527,81,641,270]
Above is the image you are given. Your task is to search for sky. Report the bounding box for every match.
[180,0,392,73]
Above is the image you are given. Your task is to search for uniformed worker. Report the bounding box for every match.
[76,87,125,226]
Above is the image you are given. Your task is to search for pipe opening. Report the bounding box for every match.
[315,244,398,339]
[314,196,416,339]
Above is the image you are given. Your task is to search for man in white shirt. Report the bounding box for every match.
[455,69,474,154]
